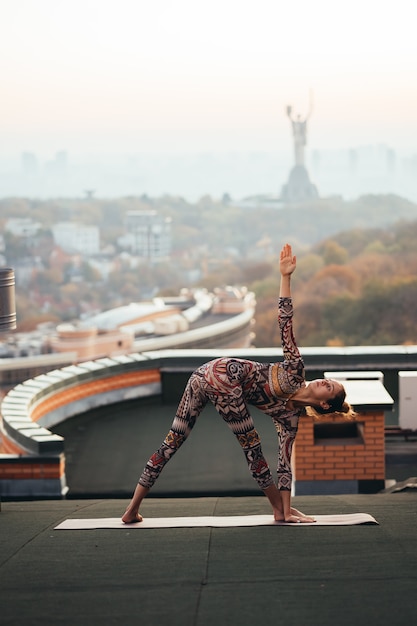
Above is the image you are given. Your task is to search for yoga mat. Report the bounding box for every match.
[54,513,378,530]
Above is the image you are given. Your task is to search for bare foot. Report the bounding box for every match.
[290,507,315,522]
[285,514,315,523]
[272,507,285,522]
[121,512,143,524]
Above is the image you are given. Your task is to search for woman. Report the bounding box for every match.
[122,243,352,524]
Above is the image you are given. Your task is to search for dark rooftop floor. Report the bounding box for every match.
[3,391,417,625]
[1,493,416,626]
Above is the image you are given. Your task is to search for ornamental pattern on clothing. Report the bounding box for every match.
[138,296,305,492]
[236,429,261,448]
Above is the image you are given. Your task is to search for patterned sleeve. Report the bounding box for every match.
[278,297,302,362]
[275,421,296,491]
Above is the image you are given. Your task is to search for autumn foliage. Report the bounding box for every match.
[251,221,417,347]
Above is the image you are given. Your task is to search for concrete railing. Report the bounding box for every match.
[1,353,162,455]
[0,352,166,498]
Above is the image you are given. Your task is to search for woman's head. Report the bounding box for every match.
[307,378,351,415]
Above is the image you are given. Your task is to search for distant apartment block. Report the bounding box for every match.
[21,152,39,177]
[5,218,42,237]
[119,210,171,261]
[52,222,100,255]
[45,151,68,177]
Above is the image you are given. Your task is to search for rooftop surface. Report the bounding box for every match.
[1,492,416,626]
[2,377,416,625]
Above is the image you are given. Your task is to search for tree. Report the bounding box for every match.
[302,265,361,299]
[322,241,348,265]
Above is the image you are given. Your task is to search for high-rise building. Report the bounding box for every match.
[21,152,39,177]
[120,211,171,261]
[52,222,100,256]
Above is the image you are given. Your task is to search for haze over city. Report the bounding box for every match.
[1,0,416,200]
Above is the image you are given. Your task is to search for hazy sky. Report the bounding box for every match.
[2,0,417,158]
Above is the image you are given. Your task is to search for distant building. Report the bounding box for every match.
[48,324,134,361]
[21,152,39,177]
[46,287,255,360]
[5,218,42,237]
[52,222,100,255]
[118,211,171,261]
[45,151,68,177]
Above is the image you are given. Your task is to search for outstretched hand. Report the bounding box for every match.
[280,243,296,276]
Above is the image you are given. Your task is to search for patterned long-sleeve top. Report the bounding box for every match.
[202,296,305,490]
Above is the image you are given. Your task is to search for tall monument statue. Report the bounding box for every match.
[286,104,311,167]
[281,95,319,203]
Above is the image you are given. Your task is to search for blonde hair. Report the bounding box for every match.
[306,402,356,420]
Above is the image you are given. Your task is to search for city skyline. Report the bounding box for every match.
[0,143,415,203]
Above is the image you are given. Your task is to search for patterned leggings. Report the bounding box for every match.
[138,361,275,491]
